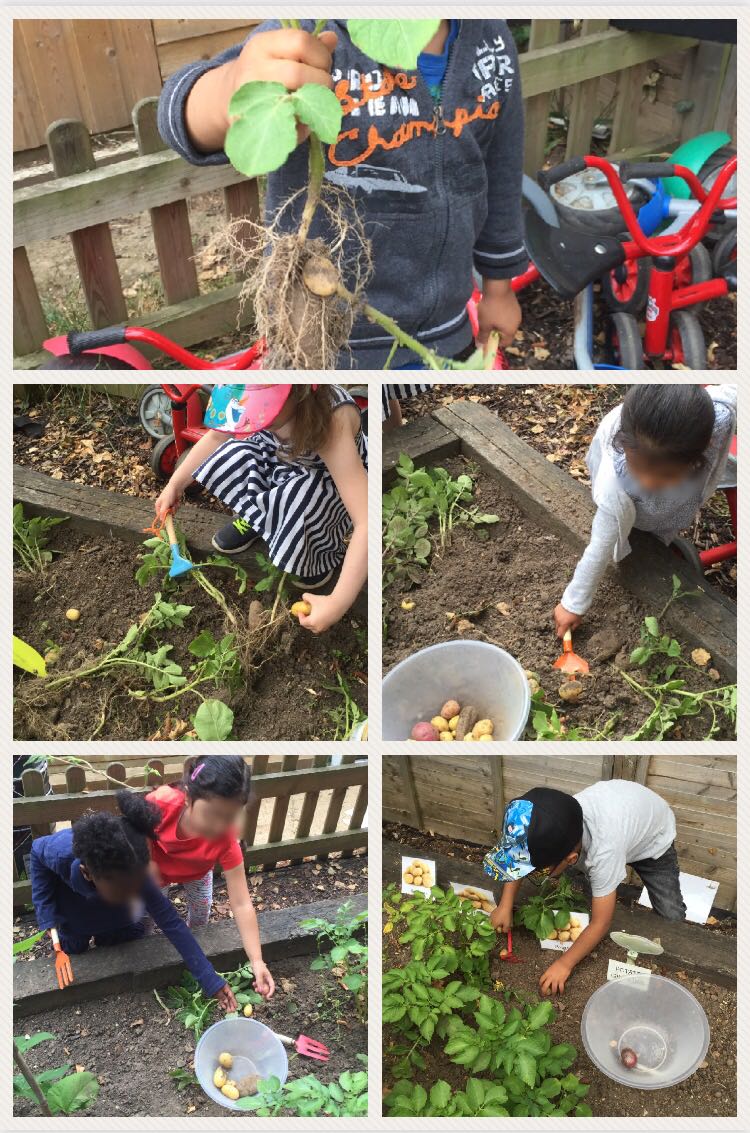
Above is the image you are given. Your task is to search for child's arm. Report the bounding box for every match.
[142,879,236,1008]
[224,865,275,998]
[29,838,63,933]
[155,428,229,519]
[473,27,527,347]
[555,507,621,637]
[539,891,616,995]
[159,25,336,162]
[490,878,521,933]
[299,407,368,634]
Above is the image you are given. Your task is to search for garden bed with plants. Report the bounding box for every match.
[15,906,368,1118]
[13,518,367,741]
[382,456,736,741]
[382,884,735,1119]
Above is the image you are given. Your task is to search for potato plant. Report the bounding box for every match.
[219,18,494,370]
[13,1034,99,1116]
[237,1066,368,1116]
[383,456,499,590]
[383,887,592,1116]
[302,901,368,1016]
[163,962,263,1041]
[514,875,587,942]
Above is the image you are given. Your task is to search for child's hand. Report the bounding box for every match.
[539,957,572,996]
[476,279,522,349]
[155,484,181,522]
[297,592,345,634]
[215,983,238,1012]
[224,28,338,143]
[554,603,582,639]
[252,961,275,1000]
[490,899,513,934]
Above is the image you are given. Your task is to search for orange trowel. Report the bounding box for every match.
[553,629,589,676]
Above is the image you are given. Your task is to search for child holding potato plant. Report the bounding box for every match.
[554,384,737,639]
[158,20,526,368]
[146,755,275,1000]
[486,785,685,996]
[155,383,367,634]
[29,791,236,1010]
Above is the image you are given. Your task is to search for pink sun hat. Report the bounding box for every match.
[204,383,295,436]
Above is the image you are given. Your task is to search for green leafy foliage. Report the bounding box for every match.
[348,19,441,69]
[164,962,263,1041]
[13,1034,100,1115]
[13,504,68,574]
[515,876,587,941]
[325,669,366,740]
[382,887,591,1116]
[226,81,343,177]
[237,1068,368,1116]
[383,456,498,589]
[13,930,45,957]
[302,901,368,1012]
[192,698,235,741]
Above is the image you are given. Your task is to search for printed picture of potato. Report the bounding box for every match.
[403,871,414,884]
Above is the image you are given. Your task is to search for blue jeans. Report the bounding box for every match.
[629,843,686,922]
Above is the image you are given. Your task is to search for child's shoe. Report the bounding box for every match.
[290,568,337,592]
[211,518,259,555]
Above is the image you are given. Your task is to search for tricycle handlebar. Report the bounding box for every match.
[617,161,676,182]
[537,157,587,192]
[67,327,127,355]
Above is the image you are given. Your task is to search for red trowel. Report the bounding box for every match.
[554,630,589,676]
[500,930,523,964]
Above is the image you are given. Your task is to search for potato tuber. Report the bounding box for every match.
[473,719,494,738]
[302,255,340,298]
[237,1074,260,1098]
[448,714,460,731]
[218,1053,234,1070]
[65,608,81,622]
[291,600,312,618]
[221,1083,240,1101]
[620,1047,638,1070]
[454,705,479,741]
[477,732,494,742]
[431,716,449,731]
[441,699,460,721]
[411,721,439,741]
[559,680,583,703]
[439,731,454,742]
[213,1068,227,1088]
[243,1003,254,1017]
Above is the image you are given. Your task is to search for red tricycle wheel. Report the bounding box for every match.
[665,310,707,369]
[149,434,179,480]
[601,257,651,314]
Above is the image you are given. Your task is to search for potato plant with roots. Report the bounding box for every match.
[216,18,498,370]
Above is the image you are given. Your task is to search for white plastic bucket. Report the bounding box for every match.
[382,640,531,741]
[194,1017,288,1110]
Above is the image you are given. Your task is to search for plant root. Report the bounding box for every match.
[204,184,372,370]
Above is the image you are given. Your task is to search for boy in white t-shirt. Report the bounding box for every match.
[485,783,685,996]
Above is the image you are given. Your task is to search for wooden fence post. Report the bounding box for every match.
[487,755,504,838]
[292,755,331,865]
[65,764,87,795]
[20,769,53,841]
[678,42,734,141]
[523,20,561,175]
[320,755,358,857]
[266,755,299,846]
[13,247,48,356]
[398,756,423,831]
[242,755,269,847]
[46,118,127,328]
[609,64,648,154]
[133,97,200,305]
[565,20,610,159]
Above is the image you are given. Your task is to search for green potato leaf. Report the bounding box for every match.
[349,19,441,70]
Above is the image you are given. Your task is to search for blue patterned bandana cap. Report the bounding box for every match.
[483,798,536,882]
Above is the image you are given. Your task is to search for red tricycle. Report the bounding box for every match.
[526,153,737,368]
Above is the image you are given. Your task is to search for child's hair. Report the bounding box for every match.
[286,385,336,458]
[613,384,715,469]
[72,790,160,878]
[180,755,252,805]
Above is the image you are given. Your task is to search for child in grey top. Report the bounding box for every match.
[555,384,737,636]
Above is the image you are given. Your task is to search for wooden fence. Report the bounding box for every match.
[383,754,737,911]
[14,754,368,908]
[14,21,736,366]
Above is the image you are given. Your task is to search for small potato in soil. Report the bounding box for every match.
[620,1047,638,1069]
[559,680,584,703]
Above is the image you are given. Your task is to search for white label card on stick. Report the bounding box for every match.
[607,959,652,986]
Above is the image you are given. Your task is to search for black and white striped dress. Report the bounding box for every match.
[194,386,367,580]
[381,383,431,420]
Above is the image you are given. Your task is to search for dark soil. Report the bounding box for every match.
[383,905,736,1118]
[13,525,367,741]
[14,855,369,963]
[382,456,735,740]
[14,953,368,1117]
[395,384,736,599]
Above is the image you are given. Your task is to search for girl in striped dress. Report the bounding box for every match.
[156,384,367,634]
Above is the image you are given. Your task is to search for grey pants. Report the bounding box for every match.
[572,842,686,921]
[629,843,686,922]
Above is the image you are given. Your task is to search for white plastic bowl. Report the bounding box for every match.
[581,973,710,1089]
[194,1017,288,1110]
[382,640,531,741]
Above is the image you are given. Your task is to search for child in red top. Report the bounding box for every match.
[147,755,274,999]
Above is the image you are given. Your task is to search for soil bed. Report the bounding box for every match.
[383,456,735,740]
[14,525,367,741]
[395,384,736,600]
[382,897,736,1118]
[15,953,367,1117]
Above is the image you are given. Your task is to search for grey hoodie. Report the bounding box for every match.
[158,19,527,368]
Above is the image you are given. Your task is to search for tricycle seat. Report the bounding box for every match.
[524,209,626,298]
